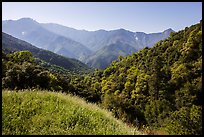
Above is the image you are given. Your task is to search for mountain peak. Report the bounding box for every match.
[2,18,35,25]
[96,29,107,32]
[16,17,38,24]
[18,17,34,21]
[163,28,174,33]
[117,28,132,33]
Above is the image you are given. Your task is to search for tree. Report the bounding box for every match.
[7,50,34,64]
[36,71,51,89]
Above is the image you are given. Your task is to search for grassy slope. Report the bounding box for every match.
[2,89,143,135]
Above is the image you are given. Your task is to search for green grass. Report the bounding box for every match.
[2,89,144,135]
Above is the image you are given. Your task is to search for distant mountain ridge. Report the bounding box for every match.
[2,32,92,73]
[2,18,174,69]
[40,21,174,69]
[41,23,174,52]
[2,18,92,61]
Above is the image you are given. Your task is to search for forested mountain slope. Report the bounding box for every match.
[78,21,202,134]
[98,21,202,134]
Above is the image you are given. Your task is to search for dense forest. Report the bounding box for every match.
[2,21,202,135]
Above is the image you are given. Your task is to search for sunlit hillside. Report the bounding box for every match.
[2,89,144,135]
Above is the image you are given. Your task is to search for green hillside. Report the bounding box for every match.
[90,21,202,134]
[2,89,143,135]
[72,21,202,134]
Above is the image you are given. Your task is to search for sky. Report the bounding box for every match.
[2,2,202,33]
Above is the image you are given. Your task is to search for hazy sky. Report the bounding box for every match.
[2,2,202,33]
